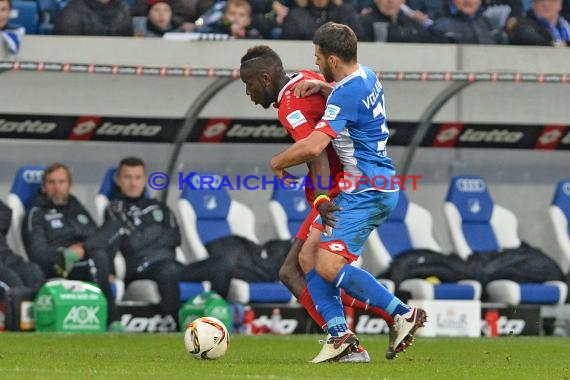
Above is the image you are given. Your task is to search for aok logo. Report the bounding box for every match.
[22,170,44,184]
[63,306,100,326]
[456,178,486,193]
[35,295,53,311]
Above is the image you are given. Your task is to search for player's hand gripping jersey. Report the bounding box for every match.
[276,70,343,202]
[315,65,397,193]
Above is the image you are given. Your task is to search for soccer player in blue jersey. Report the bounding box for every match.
[270,22,427,363]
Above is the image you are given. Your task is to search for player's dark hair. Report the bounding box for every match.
[240,45,283,73]
[43,163,72,186]
[313,22,357,63]
[118,157,146,174]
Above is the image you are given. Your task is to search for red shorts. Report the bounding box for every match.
[295,207,323,241]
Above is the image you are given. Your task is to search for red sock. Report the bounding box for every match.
[341,290,394,326]
[299,287,327,331]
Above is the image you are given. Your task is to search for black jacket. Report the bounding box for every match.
[281,3,363,40]
[0,201,13,257]
[54,0,133,36]
[22,193,99,277]
[429,10,507,44]
[360,9,437,43]
[508,10,567,46]
[105,196,181,277]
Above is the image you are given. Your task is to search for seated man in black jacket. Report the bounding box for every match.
[105,157,265,322]
[0,200,45,289]
[360,0,437,42]
[22,163,120,326]
[429,0,507,44]
[104,157,184,321]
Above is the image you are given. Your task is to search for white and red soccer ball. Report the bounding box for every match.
[184,317,230,360]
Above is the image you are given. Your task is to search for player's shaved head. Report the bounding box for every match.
[240,45,289,109]
[240,45,284,77]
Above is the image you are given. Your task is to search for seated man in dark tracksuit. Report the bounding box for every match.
[103,157,238,323]
[22,163,121,326]
[0,200,45,289]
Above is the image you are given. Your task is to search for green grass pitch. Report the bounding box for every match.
[1,334,569,380]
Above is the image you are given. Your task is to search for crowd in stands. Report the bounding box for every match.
[2,0,570,47]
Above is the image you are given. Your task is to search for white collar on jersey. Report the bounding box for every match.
[276,72,305,105]
[335,65,366,88]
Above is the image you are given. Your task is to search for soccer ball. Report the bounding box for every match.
[184,317,230,360]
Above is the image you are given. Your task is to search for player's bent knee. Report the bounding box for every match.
[315,251,346,283]
[278,264,293,285]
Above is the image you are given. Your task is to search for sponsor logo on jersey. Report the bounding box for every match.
[323,104,341,121]
[0,119,57,134]
[285,110,307,128]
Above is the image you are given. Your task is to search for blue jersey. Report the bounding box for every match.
[315,65,397,193]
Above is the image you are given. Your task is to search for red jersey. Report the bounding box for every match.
[275,70,342,202]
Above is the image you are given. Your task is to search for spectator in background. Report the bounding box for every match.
[0,201,45,289]
[0,0,24,55]
[54,0,133,36]
[133,0,182,37]
[22,163,121,328]
[360,0,437,42]
[508,0,570,46]
[248,0,293,38]
[407,0,444,19]
[281,0,363,40]
[104,157,243,324]
[131,0,214,32]
[351,0,374,15]
[199,0,262,38]
[429,0,507,43]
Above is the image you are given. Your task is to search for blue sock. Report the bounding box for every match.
[334,264,411,317]
[306,269,347,336]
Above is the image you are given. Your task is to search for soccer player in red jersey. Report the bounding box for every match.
[240,45,406,362]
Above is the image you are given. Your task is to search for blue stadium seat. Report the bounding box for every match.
[177,173,294,304]
[550,179,570,275]
[445,176,567,305]
[5,165,45,260]
[10,1,38,34]
[268,181,310,240]
[96,167,208,303]
[367,191,481,300]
